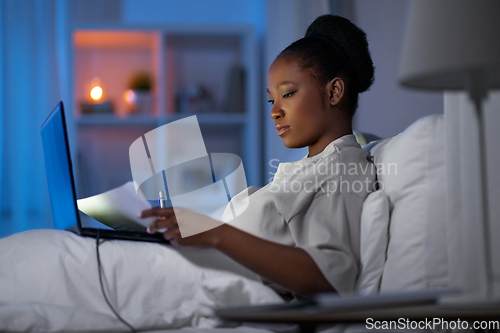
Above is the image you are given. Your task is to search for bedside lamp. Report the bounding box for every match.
[399,0,500,96]
[398,0,500,306]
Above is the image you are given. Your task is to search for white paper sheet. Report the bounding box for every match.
[77,181,156,231]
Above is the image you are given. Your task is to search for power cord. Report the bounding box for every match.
[95,230,138,333]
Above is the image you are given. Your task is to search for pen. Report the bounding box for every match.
[158,191,166,208]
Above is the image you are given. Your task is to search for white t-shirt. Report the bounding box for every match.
[224,134,377,296]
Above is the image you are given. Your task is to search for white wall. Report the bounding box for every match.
[340,0,444,138]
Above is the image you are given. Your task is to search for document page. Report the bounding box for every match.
[77,181,156,231]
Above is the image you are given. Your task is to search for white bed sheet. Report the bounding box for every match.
[0,229,287,332]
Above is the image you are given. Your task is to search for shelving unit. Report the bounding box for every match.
[69,24,260,198]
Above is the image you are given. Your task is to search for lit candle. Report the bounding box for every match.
[90,77,103,101]
[91,86,103,101]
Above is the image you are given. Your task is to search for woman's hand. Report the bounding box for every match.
[138,207,225,248]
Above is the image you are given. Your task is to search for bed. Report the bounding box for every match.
[0,115,450,332]
[0,229,296,332]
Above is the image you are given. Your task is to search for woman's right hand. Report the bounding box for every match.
[139,207,225,248]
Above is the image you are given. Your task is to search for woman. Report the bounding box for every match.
[141,14,376,298]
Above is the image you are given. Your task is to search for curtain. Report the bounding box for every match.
[0,0,64,237]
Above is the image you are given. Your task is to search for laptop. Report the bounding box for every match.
[41,101,168,243]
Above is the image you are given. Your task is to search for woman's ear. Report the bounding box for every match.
[327,77,345,107]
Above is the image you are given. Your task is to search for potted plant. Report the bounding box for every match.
[125,72,154,114]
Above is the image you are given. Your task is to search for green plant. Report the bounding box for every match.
[128,72,153,91]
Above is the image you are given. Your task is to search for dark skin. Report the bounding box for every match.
[140,57,353,297]
[267,58,352,156]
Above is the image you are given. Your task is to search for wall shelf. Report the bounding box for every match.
[76,113,247,127]
[76,114,158,127]
[69,24,261,197]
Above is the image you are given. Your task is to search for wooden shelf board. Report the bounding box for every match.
[76,113,247,127]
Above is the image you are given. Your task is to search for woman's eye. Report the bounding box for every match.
[283,91,296,98]
[267,99,274,105]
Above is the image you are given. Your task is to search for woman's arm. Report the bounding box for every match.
[213,223,334,296]
[141,207,334,296]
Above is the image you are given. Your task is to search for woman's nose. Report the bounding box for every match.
[271,105,284,120]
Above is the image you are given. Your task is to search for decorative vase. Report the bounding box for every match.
[133,90,154,115]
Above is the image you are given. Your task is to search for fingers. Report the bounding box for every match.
[139,206,175,219]
[148,214,177,234]
[162,227,181,242]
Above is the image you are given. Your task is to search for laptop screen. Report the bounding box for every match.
[40,102,166,243]
[41,102,81,231]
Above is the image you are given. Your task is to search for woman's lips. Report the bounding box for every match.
[277,126,290,136]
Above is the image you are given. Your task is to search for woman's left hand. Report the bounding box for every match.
[138,207,225,248]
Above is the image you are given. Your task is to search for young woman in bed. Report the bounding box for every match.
[140,14,376,298]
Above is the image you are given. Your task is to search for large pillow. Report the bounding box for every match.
[371,114,448,291]
[356,190,390,295]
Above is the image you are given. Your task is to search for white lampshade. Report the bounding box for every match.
[398,0,500,91]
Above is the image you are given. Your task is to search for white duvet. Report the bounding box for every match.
[0,229,284,332]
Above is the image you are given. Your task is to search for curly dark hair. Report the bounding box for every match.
[278,15,375,118]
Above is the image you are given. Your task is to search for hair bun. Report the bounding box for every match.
[305,15,374,93]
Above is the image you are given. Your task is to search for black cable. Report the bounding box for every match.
[95,231,138,333]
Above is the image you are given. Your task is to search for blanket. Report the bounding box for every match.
[0,230,284,332]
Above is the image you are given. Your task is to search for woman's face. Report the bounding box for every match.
[267,57,341,156]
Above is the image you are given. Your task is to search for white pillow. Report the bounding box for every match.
[357,190,390,295]
[371,114,449,291]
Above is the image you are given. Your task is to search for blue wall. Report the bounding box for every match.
[122,0,266,38]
